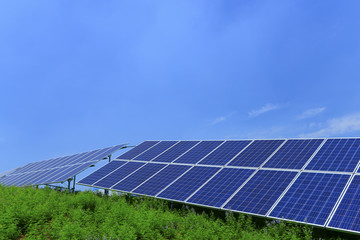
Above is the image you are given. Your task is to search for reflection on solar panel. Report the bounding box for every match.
[0,144,126,187]
[78,138,360,235]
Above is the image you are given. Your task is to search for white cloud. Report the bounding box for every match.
[248,103,281,118]
[211,111,237,125]
[300,112,360,138]
[297,107,326,120]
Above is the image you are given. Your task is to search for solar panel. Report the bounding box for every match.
[78,160,127,186]
[174,141,223,164]
[112,163,167,192]
[0,144,126,186]
[198,141,252,166]
[228,140,284,167]
[328,175,360,232]
[157,166,221,201]
[224,170,297,215]
[132,165,191,196]
[263,139,323,169]
[134,141,178,161]
[187,168,254,207]
[117,141,159,160]
[151,141,199,163]
[93,162,145,189]
[76,138,360,235]
[269,172,350,226]
[306,139,360,172]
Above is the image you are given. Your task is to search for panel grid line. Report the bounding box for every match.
[219,140,288,209]
[184,168,224,202]
[265,138,327,217]
[224,140,254,166]
[324,157,360,227]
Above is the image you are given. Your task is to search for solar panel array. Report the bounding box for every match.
[0,144,126,187]
[77,139,360,234]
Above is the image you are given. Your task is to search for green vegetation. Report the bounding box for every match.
[0,185,350,239]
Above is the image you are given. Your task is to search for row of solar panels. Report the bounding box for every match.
[0,144,126,186]
[117,139,360,172]
[78,139,360,234]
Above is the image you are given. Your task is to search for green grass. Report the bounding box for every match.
[0,185,351,239]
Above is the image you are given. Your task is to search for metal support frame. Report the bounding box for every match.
[104,155,112,196]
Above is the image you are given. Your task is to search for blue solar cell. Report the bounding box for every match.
[117,141,160,160]
[151,141,199,163]
[158,166,220,201]
[174,141,223,164]
[112,163,167,192]
[198,141,251,166]
[187,168,254,207]
[134,141,178,161]
[328,175,360,232]
[133,165,191,196]
[93,162,145,189]
[269,172,349,226]
[228,140,284,167]
[264,139,323,169]
[224,170,297,215]
[306,139,360,172]
[78,160,127,186]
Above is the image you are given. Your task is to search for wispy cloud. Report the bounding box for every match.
[248,103,281,118]
[211,111,237,125]
[297,107,326,120]
[300,112,360,138]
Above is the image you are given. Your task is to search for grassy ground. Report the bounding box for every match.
[0,185,351,239]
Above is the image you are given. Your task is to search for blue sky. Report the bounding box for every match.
[1,1,360,175]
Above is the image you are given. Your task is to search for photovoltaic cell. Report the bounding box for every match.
[198,141,251,166]
[328,175,360,232]
[264,139,323,169]
[187,168,254,207]
[158,166,220,201]
[78,160,127,186]
[174,141,223,164]
[93,162,145,189]
[112,163,167,192]
[151,141,199,163]
[306,139,360,172]
[224,170,297,215]
[133,165,191,196]
[117,141,159,160]
[269,172,349,226]
[228,140,284,167]
[134,141,178,161]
